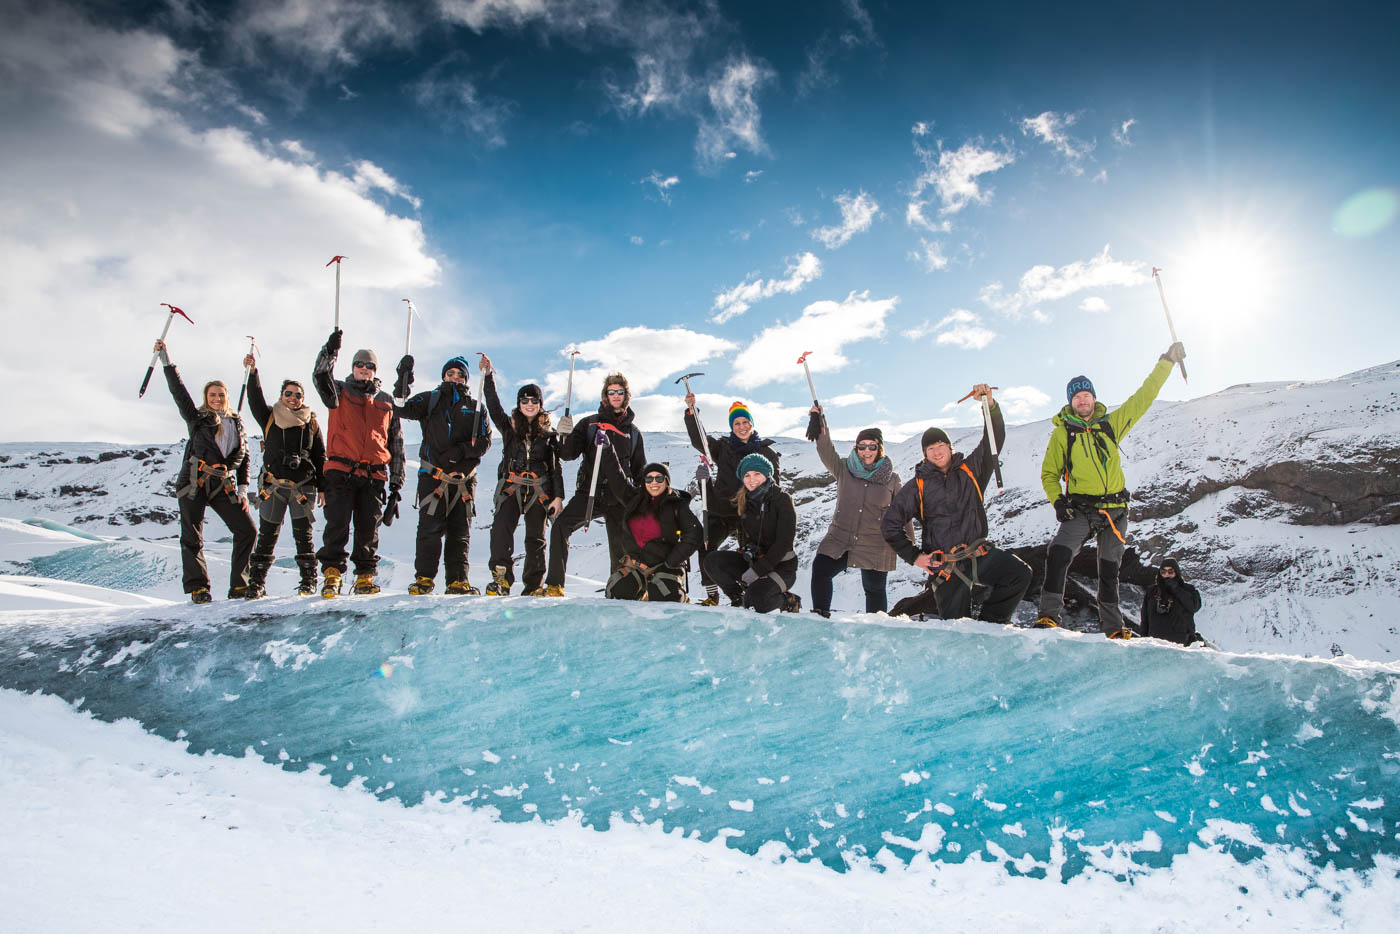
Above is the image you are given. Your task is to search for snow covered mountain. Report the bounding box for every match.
[1,359,1397,659]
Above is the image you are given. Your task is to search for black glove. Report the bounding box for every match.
[805,410,824,442]
[1053,496,1076,523]
[695,462,712,484]
[1162,341,1186,364]
[326,329,343,354]
[381,489,401,526]
[394,354,414,399]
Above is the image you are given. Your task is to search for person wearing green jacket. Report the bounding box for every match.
[1035,342,1186,636]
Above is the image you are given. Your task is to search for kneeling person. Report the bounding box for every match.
[703,454,797,613]
[602,460,702,602]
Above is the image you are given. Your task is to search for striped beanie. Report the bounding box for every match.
[728,402,754,429]
[736,452,774,481]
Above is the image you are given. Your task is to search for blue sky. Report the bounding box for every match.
[2,0,1397,443]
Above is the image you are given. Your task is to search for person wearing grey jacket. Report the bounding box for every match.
[806,408,906,616]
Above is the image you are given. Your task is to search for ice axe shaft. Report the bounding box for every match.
[473,354,487,442]
[583,423,624,528]
[139,304,193,397]
[980,397,1003,491]
[1151,267,1188,383]
[401,299,419,357]
[796,351,819,405]
[327,255,346,330]
[236,335,257,414]
[563,349,580,417]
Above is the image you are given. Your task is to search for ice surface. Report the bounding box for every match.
[1,597,1396,881]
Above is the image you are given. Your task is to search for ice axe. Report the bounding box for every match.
[235,335,258,414]
[1151,267,1188,383]
[395,299,420,403]
[584,422,627,528]
[797,351,825,441]
[956,385,1003,491]
[138,303,194,397]
[326,255,347,330]
[472,352,488,442]
[676,372,715,548]
[562,347,581,418]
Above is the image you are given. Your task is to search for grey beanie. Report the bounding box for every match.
[352,348,378,369]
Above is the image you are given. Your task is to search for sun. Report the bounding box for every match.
[1167,229,1281,325]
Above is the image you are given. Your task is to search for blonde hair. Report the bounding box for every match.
[200,380,230,415]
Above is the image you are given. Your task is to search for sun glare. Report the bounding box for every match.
[1170,231,1281,325]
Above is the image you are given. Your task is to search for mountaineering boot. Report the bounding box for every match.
[321,567,343,599]
[408,576,435,595]
[228,584,250,600]
[781,592,803,613]
[190,588,212,605]
[1106,628,1135,641]
[540,584,565,597]
[446,580,480,595]
[484,566,510,596]
[1033,616,1059,629]
[297,567,317,596]
[244,582,266,599]
[697,594,720,607]
[352,572,380,595]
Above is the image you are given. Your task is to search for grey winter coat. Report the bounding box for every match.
[814,428,906,572]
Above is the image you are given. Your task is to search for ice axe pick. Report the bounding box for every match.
[138,303,194,398]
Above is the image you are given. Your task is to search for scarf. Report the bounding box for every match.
[844,450,893,484]
[271,401,314,430]
[746,479,772,505]
[726,432,766,458]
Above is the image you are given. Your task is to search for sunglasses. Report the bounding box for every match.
[282,390,303,399]
[855,442,880,451]
[353,361,376,371]
[606,389,627,397]
[1160,568,1177,576]
[519,396,541,405]
[643,473,667,484]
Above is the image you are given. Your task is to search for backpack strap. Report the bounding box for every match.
[960,462,983,502]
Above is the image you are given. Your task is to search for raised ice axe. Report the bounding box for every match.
[957,385,1003,491]
[326,255,347,330]
[676,371,715,548]
[797,350,825,441]
[235,335,258,413]
[1151,267,1188,383]
[138,303,194,398]
[562,347,581,419]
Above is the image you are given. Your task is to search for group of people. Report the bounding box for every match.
[153,331,1204,644]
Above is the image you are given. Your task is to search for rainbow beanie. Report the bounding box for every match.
[728,402,754,429]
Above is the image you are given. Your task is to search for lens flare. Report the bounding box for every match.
[1334,188,1399,238]
[375,663,394,679]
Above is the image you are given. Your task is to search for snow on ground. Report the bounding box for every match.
[4,687,1397,933]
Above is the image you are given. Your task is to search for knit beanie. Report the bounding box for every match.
[642,462,670,483]
[352,349,378,369]
[1066,375,1096,403]
[736,452,774,481]
[517,382,543,404]
[728,402,754,429]
[856,427,883,445]
[921,426,951,449]
[442,355,471,379]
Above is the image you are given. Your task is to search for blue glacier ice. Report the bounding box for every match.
[0,598,1396,880]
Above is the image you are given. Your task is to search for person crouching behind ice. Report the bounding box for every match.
[703,454,798,613]
[597,458,702,602]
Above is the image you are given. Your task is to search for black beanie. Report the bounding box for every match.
[517,383,542,404]
[856,427,883,445]
[921,426,951,449]
[642,462,670,483]
[442,355,470,379]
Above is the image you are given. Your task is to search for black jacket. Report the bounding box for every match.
[684,410,782,516]
[560,404,646,505]
[882,405,1005,562]
[247,369,325,489]
[1141,574,1203,645]
[483,373,565,499]
[737,483,798,578]
[397,382,492,476]
[164,364,250,492]
[601,455,702,569]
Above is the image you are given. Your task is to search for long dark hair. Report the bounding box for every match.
[510,407,552,440]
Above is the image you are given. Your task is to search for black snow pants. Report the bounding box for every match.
[704,550,797,614]
[317,470,385,575]
[545,491,628,589]
[178,488,257,594]
[249,514,316,584]
[489,494,549,591]
[413,472,473,585]
[890,546,1032,624]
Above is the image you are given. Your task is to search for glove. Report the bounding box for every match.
[1162,341,1186,365]
[695,462,712,484]
[1053,496,1076,523]
[805,410,824,442]
[594,425,610,446]
[557,415,574,436]
[326,329,343,354]
[381,489,401,526]
[394,354,414,398]
[740,568,759,586]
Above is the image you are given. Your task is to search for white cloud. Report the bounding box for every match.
[1079,296,1110,313]
[907,136,1015,229]
[909,238,949,272]
[642,171,680,204]
[0,5,440,443]
[827,392,875,407]
[731,291,897,390]
[540,327,736,409]
[1020,110,1094,175]
[233,0,422,68]
[745,170,763,183]
[412,73,512,148]
[933,309,996,350]
[1113,118,1136,147]
[696,58,773,169]
[630,391,812,439]
[811,190,880,249]
[995,385,1053,420]
[629,235,644,245]
[711,252,822,324]
[980,245,1150,319]
[350,159,422,209]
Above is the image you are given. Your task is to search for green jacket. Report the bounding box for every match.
[1041,357,1173,505]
